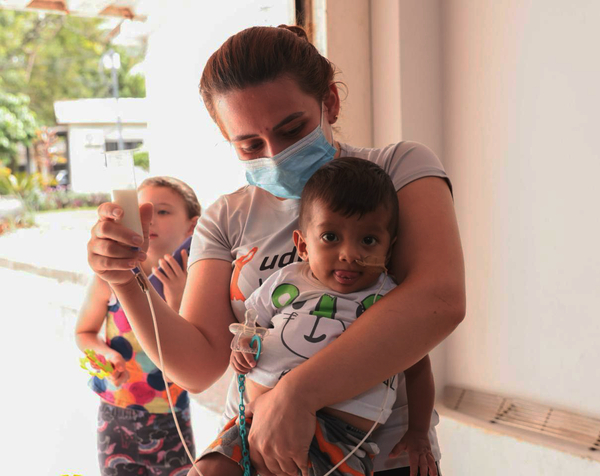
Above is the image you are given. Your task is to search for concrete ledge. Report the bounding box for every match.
[0,257,89,285]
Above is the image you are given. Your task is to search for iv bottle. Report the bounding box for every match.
[104,149,143,237]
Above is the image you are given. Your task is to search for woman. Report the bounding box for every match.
[87,25,465,476]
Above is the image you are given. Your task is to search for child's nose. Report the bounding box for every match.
[339,244,361,263]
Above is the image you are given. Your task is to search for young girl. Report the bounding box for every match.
[76,176,201,476]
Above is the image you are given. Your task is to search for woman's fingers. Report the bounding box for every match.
[247,450,277,476]
[93,215,143,247]
[247,387,314,476]
[97,201,123,220]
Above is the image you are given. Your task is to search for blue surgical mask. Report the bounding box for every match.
[241,105,337,199]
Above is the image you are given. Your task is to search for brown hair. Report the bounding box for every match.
[200,25,336,135]
[138,176,201,219]
[299,158,399,238]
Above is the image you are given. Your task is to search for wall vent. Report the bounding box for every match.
[444,385,600,453]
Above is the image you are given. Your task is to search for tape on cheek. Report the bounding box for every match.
[356,255,388,274]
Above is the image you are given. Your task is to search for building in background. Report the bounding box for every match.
[53,97,149,192]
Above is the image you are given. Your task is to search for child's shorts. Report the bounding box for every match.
[97,401,195,476]
[198,410,380,476]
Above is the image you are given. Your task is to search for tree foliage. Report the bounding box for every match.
[0,91,38,167]
[0,10,146,125]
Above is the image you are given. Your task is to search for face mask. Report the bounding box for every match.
[241,105,337,199]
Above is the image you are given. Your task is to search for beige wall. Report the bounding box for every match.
[441,0,600,418]
[320,0,373,147]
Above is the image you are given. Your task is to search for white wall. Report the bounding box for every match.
[437,412,600,476]
[144,0,294,209]
[68,124,148,193]
[441,0,600,417]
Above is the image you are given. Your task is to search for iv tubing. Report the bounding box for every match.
[134,263,394,476]
[322,272,392,476]
[133,267,204,476]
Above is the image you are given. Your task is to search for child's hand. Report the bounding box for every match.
[390,428,438,476]
[105,350,128,387]
[153,250,188,312]
[230,338,257,374]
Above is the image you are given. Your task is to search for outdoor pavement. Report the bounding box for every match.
[0,209,232,476]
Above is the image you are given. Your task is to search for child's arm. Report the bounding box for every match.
[390,354,438,476]
[75,275,128,387]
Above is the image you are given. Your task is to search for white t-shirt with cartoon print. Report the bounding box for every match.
[189,141,450,470]
[245,261,397,423]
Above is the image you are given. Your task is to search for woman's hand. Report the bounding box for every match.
[87,202,153,285]
[247,381,314,476]
[390,428,438,476]
[152,250,188,312]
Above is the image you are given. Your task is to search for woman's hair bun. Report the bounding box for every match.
[277,24,309,41]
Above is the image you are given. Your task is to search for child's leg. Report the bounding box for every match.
[192,416,248,476]
[97,401,147,475]
[307,411,380,476]
[136,407,196,476]
[187,453,243,476]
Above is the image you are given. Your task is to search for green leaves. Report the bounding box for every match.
[0,10,146,125]
[0,91,38,166]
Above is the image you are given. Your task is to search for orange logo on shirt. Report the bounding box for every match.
[230,247,258,301]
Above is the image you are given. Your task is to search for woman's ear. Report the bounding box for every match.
[187,215,200,236]
[324,82,341,124]
[293,230,309,262]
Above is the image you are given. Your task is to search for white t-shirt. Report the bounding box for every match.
[246,262,397,423]
[189,141,450,470]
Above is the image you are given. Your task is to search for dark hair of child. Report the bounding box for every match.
[138,176,201,219]
[299,157,399,238]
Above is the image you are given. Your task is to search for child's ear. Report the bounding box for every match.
[293,230,309,262]
[187,215,200,236]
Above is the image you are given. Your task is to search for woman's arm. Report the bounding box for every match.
[248,176,465,476]
[87,202,237,393]
[281,176,463,404]
[109,259,236,393]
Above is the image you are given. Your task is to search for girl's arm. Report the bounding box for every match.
[87,202,239,394]
[75,275,128,386]
[248,177,465,476]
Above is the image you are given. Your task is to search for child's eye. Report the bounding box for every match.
[157,210,170,215]
[362,236,377,246]
[321,233,338,243]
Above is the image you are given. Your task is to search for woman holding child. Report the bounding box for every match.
[86,25,465,476]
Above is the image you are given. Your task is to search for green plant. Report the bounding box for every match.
[0,169,44,210]
[0,91,38,167]
[133,150,149,172]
